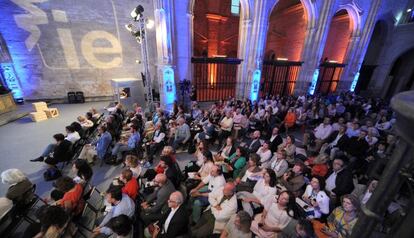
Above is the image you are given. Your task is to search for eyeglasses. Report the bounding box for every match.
[168,199,177,203]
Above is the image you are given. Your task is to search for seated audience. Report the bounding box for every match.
[1,168,35,207]
[278,135,296,165]
[151,191,189,238]
[237,169,277,216]
[325,158,355,205]
[93,186,135,237]
[33,206,70,238]
[304,153,329,177]
[106,215,133,238]
[321,194,359,238]
[214,137,236,163]
[256,141,272,166]
[268,149,289,178]
[140,174,176,226]
[111,124,140,163]
[235,153,262,192]
[65,125,81,143]
[120,169,139,200]
[190,165,226,223]
[77,115,94,129]
[302,176,330,219]
[125,154,142,178]
[145,122,166,166]
[222,146,247,179]
[191,182,238,237]
[31,133,72,165]
[220,211,252,238]
[79,125,112,163]
[268,127,283,153]
[250,191,298,237]
[172,117,191,150]
[53,176,84,215]
[71,159,93,185]
[280,162,306,197]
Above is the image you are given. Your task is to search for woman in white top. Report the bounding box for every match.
[238,169,277,216]
[125,155,142,178]
[251,191,296,238]
[257,141,272,167]
[375,115,391,131]
[302,176,330,218]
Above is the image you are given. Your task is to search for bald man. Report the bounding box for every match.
[151,191,189,238]
[140,174,176,226]
[192,182,238,237]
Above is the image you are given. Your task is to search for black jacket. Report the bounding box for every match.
[269,134,283,153]
[53,140,72,162]
[325,131,349,151]
[157,205,189,238]
[331,168,354,197]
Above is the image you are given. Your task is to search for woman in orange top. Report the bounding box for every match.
[305,153,329,177]
[54,176,84,216]
[283,107,297,134]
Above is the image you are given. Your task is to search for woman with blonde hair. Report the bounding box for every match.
[77,115,94,129]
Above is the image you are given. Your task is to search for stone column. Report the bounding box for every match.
[236,18,252,99]
[294,0,336,95]
[237,0,276,100]
[337,0,382,92]
[153,0,176,112]
[174,0,193,106]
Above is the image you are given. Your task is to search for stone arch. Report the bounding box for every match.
[384,47,414,99]
[265,0,314,61]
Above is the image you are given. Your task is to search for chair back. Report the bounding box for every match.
[78,203,97,231]
[86,187,104,212]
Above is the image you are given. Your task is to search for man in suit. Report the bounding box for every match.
[268,127,283,153]
[321,124,349,159]
[325,157,354,206]
[152,191,188,238]
[242,130,262,153]
[191,182,238,237]
[140,174,176,226]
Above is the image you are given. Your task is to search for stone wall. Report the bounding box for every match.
[265,3,306,61]
[0,0,158,101]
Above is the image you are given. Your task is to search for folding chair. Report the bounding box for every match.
[76,203,98,233]
[86,187,105,212]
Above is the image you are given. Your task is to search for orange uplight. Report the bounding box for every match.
[208,63,217,87]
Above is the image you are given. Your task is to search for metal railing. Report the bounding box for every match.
[191,57,242,101]
[260,60,303,97]
[316,62,346,94]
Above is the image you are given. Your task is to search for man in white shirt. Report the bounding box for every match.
[190,165,226,223]
[65,125,81,143]
[192,182,238,237]
[303,117,332,151]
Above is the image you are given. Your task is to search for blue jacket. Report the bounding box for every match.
[128,132,140,149]
[94,131,112,159]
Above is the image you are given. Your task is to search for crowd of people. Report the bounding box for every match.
[0,92,407,238]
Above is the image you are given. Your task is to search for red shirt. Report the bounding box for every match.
[122,177,139,200]
[311,164,329,177]
[58,183,84,215]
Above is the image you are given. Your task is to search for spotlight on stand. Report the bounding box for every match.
[130,5,144,21]
[125,4,154,111]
